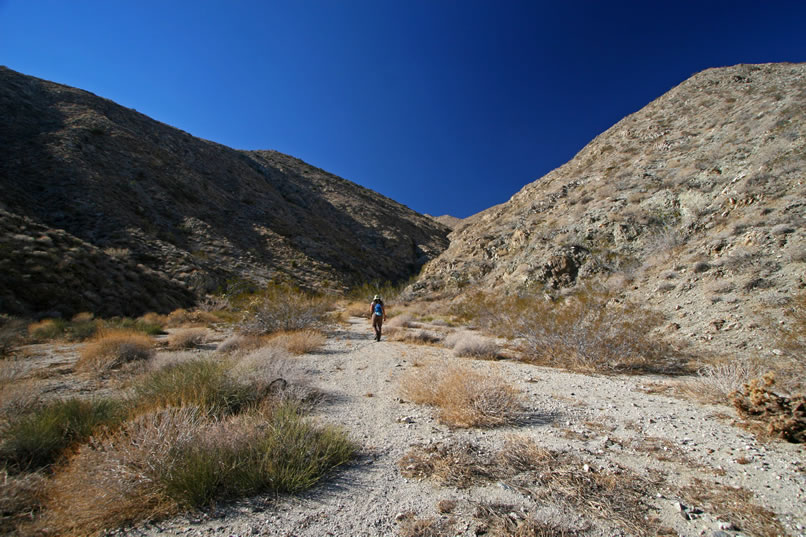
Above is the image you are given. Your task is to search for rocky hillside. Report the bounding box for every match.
[0,67,449,317]
[412,63,806,360]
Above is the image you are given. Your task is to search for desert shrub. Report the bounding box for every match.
[397,513,456,537]
[451,334,498,359]
[398,441,494,488]
[270,330,326,355]
[0,397,126,471]
[386,313,415,328]
[133,357,258,417]
[0,316,26,358]
[400,361,524,428]
[0,469,47,535]
[40,404,354,536]
[344,301,370,318]
[680,358,763,404]
[217,333,267,354]
[239,284,332,335]
[473,285,681,374]
[27,319,67,342]
[165,309,219,328]
[77,329,154,373]
[391,329,442,345]
[730,374,805,443]
[166,328,207,349]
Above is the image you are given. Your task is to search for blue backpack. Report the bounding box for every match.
[373,302,383,316]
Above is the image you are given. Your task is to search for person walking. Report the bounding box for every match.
[370,294,386,341]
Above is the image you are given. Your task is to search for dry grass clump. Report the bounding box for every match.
[473,503,583,537]
[680,358,764,404]
[344,301,370,318]
[390,329,443,345]
[77,329,154,373]
[399,435,659,536]
[38,404,354,537]
[0,316,26,358]
[269,330,326,355]
[165,308,219,328]
[216,333,268,354]
[444,332,499,359]
[0,469,47,535]
[387,313,415,328]
[166,328,207,349]
[679,478,786,537]
[399,361,524,428]
[730,373,805,443]
[397,512,456,537]
[398,442,494,488]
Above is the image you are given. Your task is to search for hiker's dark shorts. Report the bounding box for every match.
[372,314,383,328]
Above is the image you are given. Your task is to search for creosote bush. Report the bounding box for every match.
[78,329,154,373]
[400,360,523,428]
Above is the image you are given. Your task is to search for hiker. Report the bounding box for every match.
[370,294,386,341]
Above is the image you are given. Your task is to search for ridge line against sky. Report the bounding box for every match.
[2,0,805,218]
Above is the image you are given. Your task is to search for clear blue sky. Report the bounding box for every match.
[2,1,805,218]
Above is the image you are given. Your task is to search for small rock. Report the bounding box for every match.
[719,522,737,531]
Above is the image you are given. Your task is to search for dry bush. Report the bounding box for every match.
[270,330,326,355]
[165,309,219,328]
[0,469,47,535]
[486,286,683,375]
[0,378,40,420]
[0,316,26,358]
[397,513,456,537]
[230,347,321,408]
[398,442,494,488]
[39,404,354,536]
[77,329,154,373]
[166,328,207,349]
[473,503,583,537]
[400,435,658,536]
[399,360,524,428]
[679,358,764,404]
[391,329,442,345]
[344,301,370,318]
[239,284,331,335]
[730,374,805,443]
[451,334,498,359]
[387,313,415,328]
[679,478,786,537]
[217,333,267,354]
[26,319,67,342]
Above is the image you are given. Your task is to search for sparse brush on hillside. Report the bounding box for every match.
[239,284,332,335]
[454,285,684,375]
[400,360,523,428]
[0,316,26,358]
[77,329,154,373]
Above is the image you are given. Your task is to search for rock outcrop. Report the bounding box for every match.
[412,63,806,359]
[0,67,449,317]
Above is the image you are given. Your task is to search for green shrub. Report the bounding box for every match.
[133,358,259,417]
[0,397,126,471]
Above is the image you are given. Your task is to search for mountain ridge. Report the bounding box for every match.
[0,66,449,317]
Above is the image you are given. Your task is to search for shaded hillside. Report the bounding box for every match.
[413,63,806,359]
[0,67,449,317]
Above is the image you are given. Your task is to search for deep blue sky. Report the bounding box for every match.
[2,1,805,218]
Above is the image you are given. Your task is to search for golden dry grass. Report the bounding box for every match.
[344,301,370,318]
[166,328,207,349]
[165,308,219,328]
[270,330,326,355]
[217,333,269,354]
[399,360,523,428]
[77,329,154,373]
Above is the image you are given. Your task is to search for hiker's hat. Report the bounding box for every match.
[373,294,380,300]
